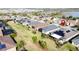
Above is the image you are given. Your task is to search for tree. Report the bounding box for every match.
[39,40,47,48]
[41,33,45,38]
[22,13,27,16]
[68,16,73,19]
[10,33,17,38]
[32,12,41,16]
[62,16,66,19]
[16,40,25,51]
[20,40,25,47]
[72,17,76,20]
[32,30,36,34]
[32,36,37,43]
[61,43,77,51]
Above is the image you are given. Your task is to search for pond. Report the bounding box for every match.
[63,12,79,17]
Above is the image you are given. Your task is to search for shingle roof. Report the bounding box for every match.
[0,36,16,51]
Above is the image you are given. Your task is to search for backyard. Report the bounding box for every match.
[7,21,57,51]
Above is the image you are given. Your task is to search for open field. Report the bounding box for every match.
[7,21,58,51]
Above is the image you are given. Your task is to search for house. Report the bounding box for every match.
[75,19,79,26]
[66,20,76,26]
[50,27,79,44]
[42,24,60,34]
[22,19,48,30]
[31,22,48,30]
[72,35,79,47]
[32,16,40,20]
[53,17,60,24]
[22,19,31,25]
[2,28,15,35]
[0,36,16,51]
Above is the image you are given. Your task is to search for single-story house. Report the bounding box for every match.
[0,36,16,51]
[53,17,60,24]
[72,35,79,47]
[66,20,76,26]
[22,19,31,25]
[22,19,48,30]
[75,19,79,27]
[31,22,48,30]
[42,24,60,34]
[50,27,79,44]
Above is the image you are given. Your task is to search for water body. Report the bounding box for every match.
[63,12,79,17]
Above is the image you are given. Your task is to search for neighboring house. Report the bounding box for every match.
[66,20,76,26]
[0,36,16,51]
[22,19,30,25]
[22,18,48,30]
[72,35,79,47]
[50,27,79,44]
[53,17,60,24]
[32,22,48,30]
[42,24,60,34]
[32,16,40,20]
[75,19,79,26]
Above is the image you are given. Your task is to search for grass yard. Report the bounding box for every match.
[59,43,77,51]
[7,21,57,51]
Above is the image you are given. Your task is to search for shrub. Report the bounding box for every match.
[39,40,47,48]
[10,33,17,38]
[16,40,25,51]
[41,33,45,38]
[32,36,37,43]
[32,30,36,34]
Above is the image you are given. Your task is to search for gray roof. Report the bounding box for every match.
[21,19,44,26]
[72,35,79,45]
[28,20,41,25]
[42,24,59,33]
[50,27,79,42]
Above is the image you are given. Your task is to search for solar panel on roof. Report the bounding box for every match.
[2,29,14,35]
[0,44,6,49]
[54,30,64,37]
